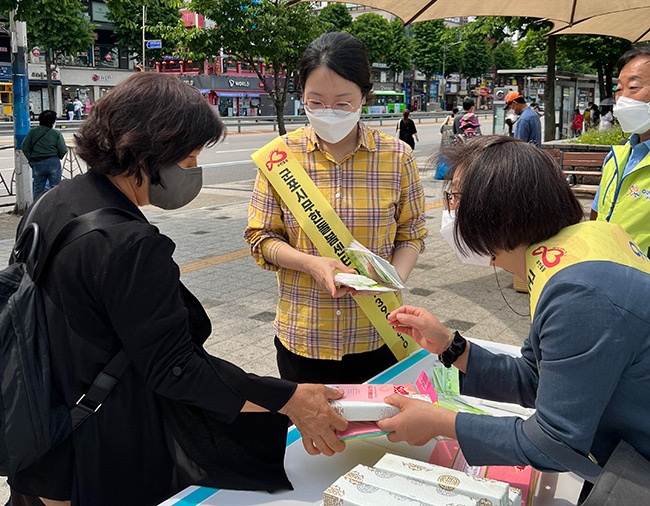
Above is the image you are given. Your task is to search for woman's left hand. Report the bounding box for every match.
[376,394,457,445]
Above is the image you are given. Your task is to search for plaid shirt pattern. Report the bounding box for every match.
[244,123,427,360]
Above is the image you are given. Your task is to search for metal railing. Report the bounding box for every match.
[0,110,493,135]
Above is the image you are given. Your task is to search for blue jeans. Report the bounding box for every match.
[31,156,62,199]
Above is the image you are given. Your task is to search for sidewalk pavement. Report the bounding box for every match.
[0,163,590,503]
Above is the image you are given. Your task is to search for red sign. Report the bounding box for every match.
[31,47,41,58]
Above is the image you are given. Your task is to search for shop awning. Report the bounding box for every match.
[217,91,261,98]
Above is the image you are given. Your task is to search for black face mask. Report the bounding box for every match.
[148,164,203,210]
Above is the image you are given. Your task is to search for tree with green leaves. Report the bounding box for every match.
[6,0,95,109]
[410,20,452,108]
[188,0,323,135]
[411,20,446,76]
[318,3,352,33]
[558,35,631,98]
[384,18,411,78]
[459,37,493,78]
[492,41,518,73]
[106,0,184,67]
[347,13,392,66]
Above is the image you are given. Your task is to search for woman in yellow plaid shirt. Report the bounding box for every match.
[245,32,427,384]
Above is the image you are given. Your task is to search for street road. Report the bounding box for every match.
[0,114,496,206]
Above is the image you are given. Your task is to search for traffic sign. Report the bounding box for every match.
[146,40,162,49]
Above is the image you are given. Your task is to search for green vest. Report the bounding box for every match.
[597,143,650,256]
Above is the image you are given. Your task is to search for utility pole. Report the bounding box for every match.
[10,8,31,214]
[440,40,462,111]
[141,5,146,71]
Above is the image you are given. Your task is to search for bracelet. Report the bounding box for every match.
[438,331,467,368]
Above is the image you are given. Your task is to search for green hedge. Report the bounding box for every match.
[574,126,628,145]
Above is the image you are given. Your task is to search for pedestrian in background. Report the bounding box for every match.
[64,99,74,121]
[571,107,584,137]
[458,99,481,138]
[590,102,601,129]
[245,32,427,385]
[397,109,419,149]
[440,107,458,132]
[73,97,83,120]
[584,101,593,130]
[440,107,458,148]
[21,109,67,199]
[504,91,542,147]
[454,98,480,138]
[599,104,614,131]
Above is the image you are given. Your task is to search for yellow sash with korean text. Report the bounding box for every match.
[526,221,650,320]
[251,137,418,361]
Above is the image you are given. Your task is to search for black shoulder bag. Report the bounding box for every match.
[522,417,650,505]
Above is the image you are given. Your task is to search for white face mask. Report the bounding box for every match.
[613,96,650,134]
[305,107,361,144]
[505,110,518,122]
[440,209,492,267]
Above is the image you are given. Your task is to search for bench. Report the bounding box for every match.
[558,151,607,197]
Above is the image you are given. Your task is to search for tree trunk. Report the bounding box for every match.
[276,101,286,136]
[45,50,55,111]
[424,73,431,111]
[604,64,614,98]
[596,63,605,100]
[543,35,557,142]
[273,70,289,136]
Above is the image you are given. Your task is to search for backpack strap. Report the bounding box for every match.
[522,416,602,483]
[33,207,144,283]
[28,206,144,430]
[70,349,130,429]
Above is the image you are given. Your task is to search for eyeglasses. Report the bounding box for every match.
[443,190,462,210]
[304,99,358,117]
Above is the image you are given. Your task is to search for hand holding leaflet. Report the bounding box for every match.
[335,240,405,292]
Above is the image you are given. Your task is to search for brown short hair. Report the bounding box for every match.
[441,136,584,255]
[75,73,225,185]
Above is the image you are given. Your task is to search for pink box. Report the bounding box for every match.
[486,465,539,506]
[429,439,539,506]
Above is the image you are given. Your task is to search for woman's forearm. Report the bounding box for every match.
[392,247,420,283]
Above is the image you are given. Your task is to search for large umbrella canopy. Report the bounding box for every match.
[549,8,650,42]
[288,0,650,29]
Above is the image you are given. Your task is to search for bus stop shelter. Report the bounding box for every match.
[496,67,605,139]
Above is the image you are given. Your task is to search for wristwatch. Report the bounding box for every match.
[438,331,467,368]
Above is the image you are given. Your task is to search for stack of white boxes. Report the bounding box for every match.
[324,453,522,506]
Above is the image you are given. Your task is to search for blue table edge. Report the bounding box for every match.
[170,348,431,505]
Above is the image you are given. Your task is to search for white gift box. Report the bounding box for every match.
[323,464,477,506]
[374,453,510,506]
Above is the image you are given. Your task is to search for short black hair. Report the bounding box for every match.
[462,98,475,111]
[452,107,459,114]
[75,73,224,185]
[299,32,373,102]
[617,45,650,74]
[441,136,583,255]
[38,110,57,127]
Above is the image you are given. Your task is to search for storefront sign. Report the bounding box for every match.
[228,79,251,88]
[30,69,59,81]
[92,74,113,82]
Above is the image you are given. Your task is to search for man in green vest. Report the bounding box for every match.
[591,46,650,256]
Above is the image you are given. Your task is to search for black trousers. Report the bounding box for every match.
[274,336,398,384]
